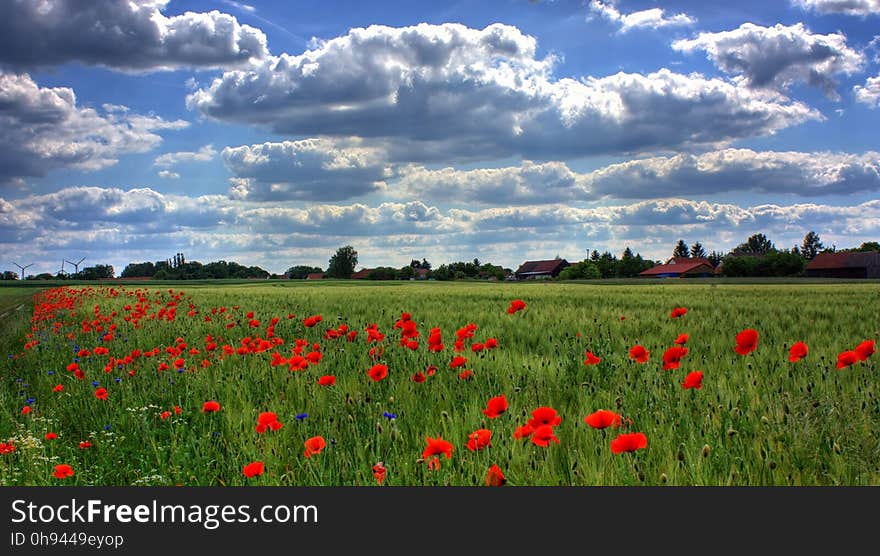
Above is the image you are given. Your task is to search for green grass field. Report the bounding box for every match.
[1,281,878,486]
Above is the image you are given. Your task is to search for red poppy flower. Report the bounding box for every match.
[507,299,526,314]
[482,395,509,419]
[629,345,650,363]
[94,387,108,400]
[20,405,32,415]
[458,369,474,380]
[303,315,323,328]
[788,341,808,363]
[425,365,438,376]
[662,346,689,370]
[304,436,327,458]
[0,442,15,454]
[485,464,506,487]
[514,424,534,439]
[53,384,64,392]
[467,429,492,452]
[173,358,185,369]
[734,328,759,355]
[202,400,221,413]
[255,411,283,433]
[610,432,648,454]
[367,364,388,382]
[855,340,875,361]
[174,405,182,415]
[79,441,92,449]
[449,356,467,368]
[670,307,688,318]
[673,334,689,345]
[242,461,264,478]
[52,464,75,479]
[682,371,704,390]
[45,432,58,440]
[584,410,622,429]
[837,350,859,369]
[528,407,562,428]
[422,436,454,462]
[531,425,560,447]
[318,375,336,387]
[160,411,171,420]
[584,351,601,365]
[412,371,426,383]
[485,338,498,349]
[372,462,387,485]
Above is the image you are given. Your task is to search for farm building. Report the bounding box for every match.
[305,273,325,280]
[805,251,880,279]
[350,268,373,279]
[639,257,715,278]
[515,259,569,280]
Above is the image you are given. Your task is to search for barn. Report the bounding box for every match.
[514,259,569,280]
[639,257,715,278]
[305,273,325,280]
[805,251,880,279]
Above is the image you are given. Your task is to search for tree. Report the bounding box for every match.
[734,233,775,255]
[690,242,707,259]
[399,266,415,280]
[1,271,19,280]
[801,231,824,260]
[420,258,431,270]
[672,240,689,259]
[326,246,358,279]
[856,241,880,252]
[76,265,114,280]
[286,265,324,279]
[121,261,156,278]
[707,251,724,267]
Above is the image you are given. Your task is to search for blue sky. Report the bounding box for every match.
[2,0,879,275]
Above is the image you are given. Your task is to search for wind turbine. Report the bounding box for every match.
[65,257,85,275]
[58,260,66,278]
[13,262,33,280]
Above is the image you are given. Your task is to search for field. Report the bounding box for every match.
[1,281,878,486]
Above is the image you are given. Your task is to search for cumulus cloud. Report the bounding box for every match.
[585,149,880,198]
[854,74,880,107]
[154,145,217,167]
[3,186,879,274]
[188,23,819,161]
[0,72,188,183]
[157,170,180,179]
[222,139,393,201]
[791,0,880,16]
[673,23,864,99]
[385,149,880,203]
[588,1,695,33]
[0,0,268,72]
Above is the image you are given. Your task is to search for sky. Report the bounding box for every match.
[1,0,879,276]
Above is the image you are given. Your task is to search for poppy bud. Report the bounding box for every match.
[441,411,450,420]
[702,444,711,458]
[833,442,841,454]
[727,428,737,437]
[376,423,384,433]
[659,473,668,483]
[768,460,777,470]
[760,416,769,425]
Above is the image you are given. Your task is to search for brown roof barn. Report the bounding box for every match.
[805,251,880,279]
[639,257,715,278]
[350,268,373,279]
[515,259,569,280]
[305,273,324,280]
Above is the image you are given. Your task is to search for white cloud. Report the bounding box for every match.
[188,23,820,162]
[222,139,393,201]
[0,0,268,72]
[3,187,879,274]
[589,1,695,33]
[154,145,217,167]
[791,0,880,16]
[854,74,880,107]
[0,72,188,183]
[158,170,180,179]
[673,22,864,99]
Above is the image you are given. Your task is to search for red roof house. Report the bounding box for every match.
[639,257,715,278]
[514,259,569,280]
[305,273,325,280]
[805,251,880,279]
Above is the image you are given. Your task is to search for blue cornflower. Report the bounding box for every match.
[383,412,397,420]
[47,371,55,376]
[295,413,308,421]
[114,377,122,383]
[103,425,112,431]
[25,397,36,405]
[91,381,100,387]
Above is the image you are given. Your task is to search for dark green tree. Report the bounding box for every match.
[326,246,358,279]
[801,231,824,260]
[286,265,324,279]
[690,242,707,259]
[673,240,690,259]
[734,233,775,255]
